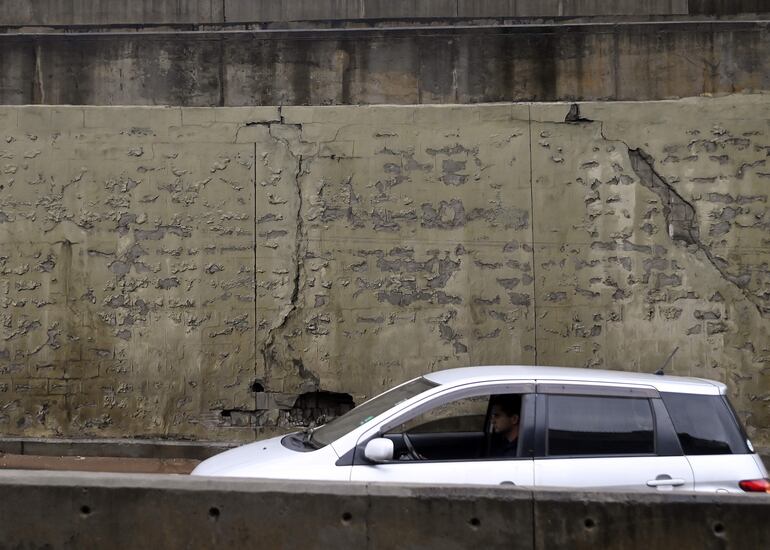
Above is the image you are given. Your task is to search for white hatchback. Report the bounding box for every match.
[191,366,770,493]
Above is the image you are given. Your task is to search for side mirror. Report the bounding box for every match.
[364,438,394,463]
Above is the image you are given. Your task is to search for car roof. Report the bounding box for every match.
[423,365,725,395]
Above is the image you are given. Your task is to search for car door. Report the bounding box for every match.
[533,384,694,492]
[349,382,536,487]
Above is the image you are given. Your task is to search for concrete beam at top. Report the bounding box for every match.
[0,0,224,26]
[2,21,770,106]
[0,0,695,27]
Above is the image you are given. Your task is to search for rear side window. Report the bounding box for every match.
[661,393,749,455]
[546,395,655,456]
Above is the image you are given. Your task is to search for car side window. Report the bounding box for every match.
[388,396,489,434]
[379,392,528,461]
[546,395,655,456]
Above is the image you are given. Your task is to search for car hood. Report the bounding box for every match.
[191,434,299,477]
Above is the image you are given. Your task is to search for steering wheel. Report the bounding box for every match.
[402,433,427,460]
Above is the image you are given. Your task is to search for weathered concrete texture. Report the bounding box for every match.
[0,436,233,459]
[0,106,265,440]
[2,97,770,445]
[530,97,770,444]
[0,0,224,26]
[532,489,770,549]
[690,1,770,15]
[0,0,691,26]
[0,471,768,550]
[3,22,770,106]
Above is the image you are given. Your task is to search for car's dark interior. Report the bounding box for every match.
[382,395,521,461]
[386,422,487,461]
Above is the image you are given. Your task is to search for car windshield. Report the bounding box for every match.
[311,377,438,446]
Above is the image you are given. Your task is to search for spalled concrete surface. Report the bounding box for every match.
[2,97,770,446]
[0,471,768,550]
[2,21,770,105]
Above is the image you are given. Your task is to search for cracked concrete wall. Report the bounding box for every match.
[1,96,770,445]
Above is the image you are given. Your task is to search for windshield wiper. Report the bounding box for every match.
[300,427,321,449]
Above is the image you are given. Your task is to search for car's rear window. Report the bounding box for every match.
[660,393,749,455]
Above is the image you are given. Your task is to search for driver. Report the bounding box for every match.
[488,394,521,458]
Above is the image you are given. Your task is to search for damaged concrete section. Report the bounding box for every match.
[628,147,770,318]
[628,149,700,246]
[2,98,770,447]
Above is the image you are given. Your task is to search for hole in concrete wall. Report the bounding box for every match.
[80,505,91,516]
[584,518,595,529]
[341,512,353,525]
[565,103,593,124]
[290,391,355,426]
[209,507,220,521]
[469,517,481,529]
[251,381,265,393]
[713,522,725,536]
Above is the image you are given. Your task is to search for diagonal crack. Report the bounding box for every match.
[627,147,763,316]
[627,148,700,247]
[565,104,765,317]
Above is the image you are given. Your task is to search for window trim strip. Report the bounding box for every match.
[536,383,658,399]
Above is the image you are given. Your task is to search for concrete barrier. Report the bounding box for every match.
[0,471,767,549]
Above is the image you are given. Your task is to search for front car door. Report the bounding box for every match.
[349,382,536,487]
[533,383,694,492]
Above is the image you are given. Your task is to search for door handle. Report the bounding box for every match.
[646,478,685,487]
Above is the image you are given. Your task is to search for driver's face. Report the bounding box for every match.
[490,405,519,435]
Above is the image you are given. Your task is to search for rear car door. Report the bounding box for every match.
[533,384,694,492]
[661,392,766,492]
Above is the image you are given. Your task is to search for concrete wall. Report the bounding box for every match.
[2,22,770,106]
[1,0,768,27]
[0,1,691,26]
[2,96,770,446]
[0,471,768,549]
[690,1,770,15]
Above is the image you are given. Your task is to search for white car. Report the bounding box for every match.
[192,365,770,493]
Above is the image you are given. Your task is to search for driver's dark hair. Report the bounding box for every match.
[490,394,521,417]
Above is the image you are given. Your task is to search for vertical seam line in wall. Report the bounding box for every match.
[253,139,258,439]
[531,490,537,549]
[528,104,538,366]
[613,32,620,99]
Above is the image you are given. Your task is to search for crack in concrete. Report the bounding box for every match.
[261,108,308,387]
[626,147,700,247]
[567,104,770,318]
[627,147,766,316]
